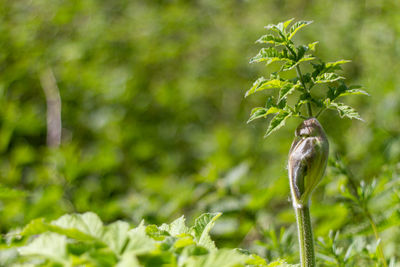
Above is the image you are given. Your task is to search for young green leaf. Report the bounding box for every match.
[102,221,130,255]
[124,223,156,255]
[314,73,345,84]
[250,47,290,64]
[191,213,221,251]
[337,86,369,97]
[265,18,294,37]
[18,233,68,265]
[279,82,299,100]
[159,216,189,236]
[184,249,249,267]
[256,34,286,45]
[245,77,293,97]
[247,106,282,123]
[288,20,313,40]
[264,111,291,137]
[324,100,363,121]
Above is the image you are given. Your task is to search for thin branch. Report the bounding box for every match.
[285,44,313,118]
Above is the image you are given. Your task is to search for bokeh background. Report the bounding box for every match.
[1,0,400,262]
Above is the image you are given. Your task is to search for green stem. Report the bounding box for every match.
[284,43,313,118]
[295,65,313,118]
[294,205,316,267]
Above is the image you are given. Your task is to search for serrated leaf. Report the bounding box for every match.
[51,212,104,241]
[325,100,363,121]
[307,41,318,51]
[174,234,195,249]
[256,34,285,45]
[314,73,345,84]
[20,218,49,236]
[245,253,267,265]
[264,111,291,137]
[247,107,282,123]
[18,233,68,264]
[283,18,295,29]
[288,20,313,40]
[247,107,267,123]
[250,47,291,64]
[102,221,130,255]
[279,82,299,100]
[21,212,120,248]
[245,77,291,97]
[191,213,221,251]
[145,224,169,241]
[159,216,189,236]
[281,55,314,71]
[117,254,141,267]
[124,222,156,255]
[184,249,249,267]
[325,60,351,71]
[338,88,369,97]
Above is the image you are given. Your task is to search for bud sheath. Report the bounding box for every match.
[288,118,329,207]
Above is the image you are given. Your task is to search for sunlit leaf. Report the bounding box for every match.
[18,233,68,265]
[245,77,292,97]
[314,73,345,84]
[184,249,249,267]
[339,86,369,96]
[324,100,363,121]
[283,18,295,29]
[102,221,130,255]
[307,41,319,51]
[250,47,291,64]
[288,20,313,40]
[279,82,299,100]
[191,213,221,251]
[247,107,282,123]
[159,216,189,237]
[124,222,156,255]
[325,60,351,71]
[281,55,314,71]
[256,34,286,45]
[264,111,291,137]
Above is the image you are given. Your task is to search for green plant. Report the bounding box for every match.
[246,19,368,267]
[0,212,295,267]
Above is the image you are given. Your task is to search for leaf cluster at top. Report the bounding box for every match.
[246,18,368,137]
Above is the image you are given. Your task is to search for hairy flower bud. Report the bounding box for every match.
[288,118,329,207]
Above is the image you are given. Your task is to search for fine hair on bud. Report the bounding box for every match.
[288,118,329,207]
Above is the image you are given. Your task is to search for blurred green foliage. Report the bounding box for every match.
[1,0,400,265]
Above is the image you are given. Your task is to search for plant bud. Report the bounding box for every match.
[288,118,329,207]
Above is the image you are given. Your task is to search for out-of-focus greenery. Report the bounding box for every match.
[0,211,296,266]
[1,0,400,265]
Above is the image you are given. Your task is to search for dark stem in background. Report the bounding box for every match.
[40,68,62,147]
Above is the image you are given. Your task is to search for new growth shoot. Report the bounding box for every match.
[245,19,367,267]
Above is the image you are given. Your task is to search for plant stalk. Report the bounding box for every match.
[295,65,313,118]
[294,204,315,267]
[284,44,313,118]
